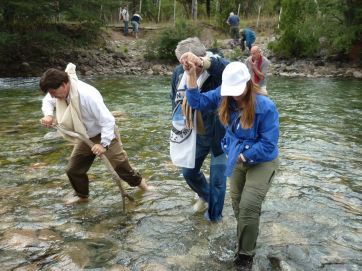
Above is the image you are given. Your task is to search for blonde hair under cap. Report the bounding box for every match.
[175,37,206,60]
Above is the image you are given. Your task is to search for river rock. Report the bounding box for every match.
[20,62,30,71]
[353,70,362,78]
[111,111,126,117]
[0,205,12,216]
[140,263,168,271]
[13,262,39,271]
[1,229,39,250]
[43,131,62,140]
[31,146,57,155]
[113,52,127,60]
[38,229,62,242]
[85,70,94,76]
[107,265,130,271]
[62,242,91,268]
[152,64,164,75]
[314,59,325,66]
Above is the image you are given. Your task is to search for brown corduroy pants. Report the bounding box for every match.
[65,134,142,197]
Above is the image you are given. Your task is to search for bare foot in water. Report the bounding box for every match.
[138,178,155,191]
[64,194,89,204]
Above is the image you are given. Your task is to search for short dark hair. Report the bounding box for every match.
[39,68,69,94]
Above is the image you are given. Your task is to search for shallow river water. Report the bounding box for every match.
[0,75,361,271]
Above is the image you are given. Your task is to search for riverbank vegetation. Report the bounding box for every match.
[269,0,361,60]
[0,0,361,76]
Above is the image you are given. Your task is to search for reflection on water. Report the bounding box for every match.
[0,76,361,270]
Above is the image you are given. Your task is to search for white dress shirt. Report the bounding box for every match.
[42,80,116,147]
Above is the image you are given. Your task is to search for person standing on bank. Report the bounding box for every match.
[245,45,270,91]
[170,37,229,222]
[130,13,142,39]
[182,60,279,269]
[119,6,129,36]
[39,63,151,202]
[226,12,240,43]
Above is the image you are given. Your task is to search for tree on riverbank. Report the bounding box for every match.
[269,0,362,61]
[0,0,119,66]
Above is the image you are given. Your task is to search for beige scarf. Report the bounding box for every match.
[55,63,88,143]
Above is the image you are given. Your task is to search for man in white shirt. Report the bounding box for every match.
[39,65,150,201]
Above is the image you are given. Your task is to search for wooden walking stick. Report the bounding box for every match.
[54,125,135,212]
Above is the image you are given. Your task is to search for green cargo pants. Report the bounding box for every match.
[229,158,279,257]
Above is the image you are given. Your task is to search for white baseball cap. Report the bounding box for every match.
[220,62,251,96]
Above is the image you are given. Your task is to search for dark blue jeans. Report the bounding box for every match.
[182,134,227,222]
[124,21,129,35]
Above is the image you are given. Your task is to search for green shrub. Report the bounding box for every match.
[269,0,319,58]
[145,20,200,61]
[270,0,361,59]
[0,32,20,62]
[229,47,246,61]
[211,38,220,49]
[0,22,103,65]
[55,22,102,47]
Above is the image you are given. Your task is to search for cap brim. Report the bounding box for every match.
[220,81,247,96]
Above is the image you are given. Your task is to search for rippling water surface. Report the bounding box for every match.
[0,75,361,270]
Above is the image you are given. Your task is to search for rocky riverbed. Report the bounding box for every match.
[2,28,361,79]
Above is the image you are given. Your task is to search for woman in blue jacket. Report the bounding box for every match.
[183,61,279,269]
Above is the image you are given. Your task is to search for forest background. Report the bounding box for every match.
[0,0,361,77]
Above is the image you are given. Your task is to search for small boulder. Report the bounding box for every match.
[352,70,362,79]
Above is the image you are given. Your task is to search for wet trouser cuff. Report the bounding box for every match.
[75,191,89,198]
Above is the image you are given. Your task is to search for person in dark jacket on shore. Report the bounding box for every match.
[131,13,142,39]
[226,12,240,42]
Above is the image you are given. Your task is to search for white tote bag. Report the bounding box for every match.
[170,100,197,168]
[169,70,210,168]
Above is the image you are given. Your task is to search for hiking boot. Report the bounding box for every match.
[234,254,253,271]
[192,198,208,213]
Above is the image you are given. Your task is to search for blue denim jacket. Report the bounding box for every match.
[170,56,229,156]
[186,86,279,176]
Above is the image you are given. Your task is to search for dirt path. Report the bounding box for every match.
[106,23,230,61]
